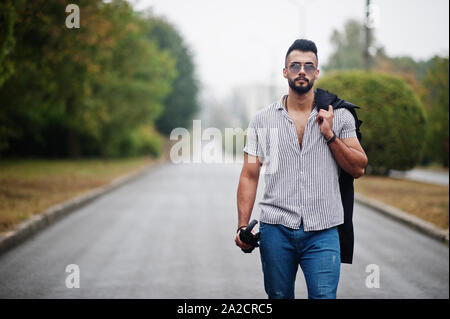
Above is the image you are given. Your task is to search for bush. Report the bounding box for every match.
[317,71,427,175]
[135,126,164,158]
[118,125,163,158]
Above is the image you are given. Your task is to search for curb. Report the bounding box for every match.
[355,192,449,244]
[0,157,166,256]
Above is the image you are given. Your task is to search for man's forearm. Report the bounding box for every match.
[236,175,259,228]
[327,135,367,178]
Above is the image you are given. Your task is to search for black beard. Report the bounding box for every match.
[288,77,314,94]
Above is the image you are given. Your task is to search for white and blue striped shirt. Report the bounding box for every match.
[243,95,357,231]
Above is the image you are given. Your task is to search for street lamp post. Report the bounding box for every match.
[364,0,371,70]
[289,0,308,38]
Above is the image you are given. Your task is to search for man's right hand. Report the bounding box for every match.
[235,228,253,251]
[236,153,261,252]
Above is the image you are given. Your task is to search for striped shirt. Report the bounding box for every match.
[243,95,357,231]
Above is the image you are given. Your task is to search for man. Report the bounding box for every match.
[235,39,368,299]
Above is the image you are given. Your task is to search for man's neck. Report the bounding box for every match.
[286,88,315,113]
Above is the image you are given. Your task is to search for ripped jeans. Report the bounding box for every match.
[259,222,341,299]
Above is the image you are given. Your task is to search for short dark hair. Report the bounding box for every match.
[285,39,318,66]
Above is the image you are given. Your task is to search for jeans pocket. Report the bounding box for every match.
[259,221,266,232]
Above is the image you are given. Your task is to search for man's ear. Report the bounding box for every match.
[283,67,288,79]
[315,68,320,80]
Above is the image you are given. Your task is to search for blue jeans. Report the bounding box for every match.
[259,222,341,299]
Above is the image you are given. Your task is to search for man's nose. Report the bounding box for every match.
[297,65,307,75]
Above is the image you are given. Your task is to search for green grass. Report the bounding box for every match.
[0,157,158,233]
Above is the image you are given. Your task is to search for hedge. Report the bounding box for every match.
[317,70,427,175]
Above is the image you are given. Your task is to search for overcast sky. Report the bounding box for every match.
[130,0,449,98]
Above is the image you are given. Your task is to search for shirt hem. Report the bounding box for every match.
[260,215,344,232]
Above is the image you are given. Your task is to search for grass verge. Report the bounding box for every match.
[0,157,158,233]
[355,175,449,230]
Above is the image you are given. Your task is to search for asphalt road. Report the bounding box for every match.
[390,168,449,186]
[0,162,448,298]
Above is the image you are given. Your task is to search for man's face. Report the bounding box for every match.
[283,50,319,94]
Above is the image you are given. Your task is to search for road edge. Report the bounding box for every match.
[355,192,449,244]
[0,157,167,256]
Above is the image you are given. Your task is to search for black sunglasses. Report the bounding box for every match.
[287,62,316,74]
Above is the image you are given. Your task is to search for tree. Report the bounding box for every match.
[146,14,200,135]
[324,19,377,72]
[0,0,176,158]
[373,47,433,97]
[0,0,17,88]
[420,56,449,167]
[0,0,20,152]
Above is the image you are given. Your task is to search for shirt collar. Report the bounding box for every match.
[276,95,287,111]
[276,94,318,114]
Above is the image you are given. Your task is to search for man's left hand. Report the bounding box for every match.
[317,105,334,140]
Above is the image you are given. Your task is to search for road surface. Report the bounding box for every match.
[0,162,448,298]
[390,168,449,186]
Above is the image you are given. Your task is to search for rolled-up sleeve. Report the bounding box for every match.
[243,116,265,161]
[339,108,357,139]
